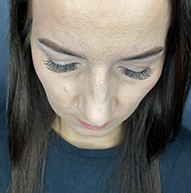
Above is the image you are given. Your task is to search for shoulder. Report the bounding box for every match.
[160,126,191,193]
[163,126,191,161]
[0,114,11,192]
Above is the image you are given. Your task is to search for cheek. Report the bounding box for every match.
[46,82,77,113]
[37,71,77,115]
[31,50,77,115]
[117,66,163,118]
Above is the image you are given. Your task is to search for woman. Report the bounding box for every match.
[0,0,191,192]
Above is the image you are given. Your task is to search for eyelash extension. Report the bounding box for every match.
[122,67,153,80]
[43,60,77,73]
[43,59,153,80]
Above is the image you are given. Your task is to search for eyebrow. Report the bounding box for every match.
[38,38,82,58]
[123,47,165,61]
[38,38,165,61]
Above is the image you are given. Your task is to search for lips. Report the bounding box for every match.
[78,119,110,130]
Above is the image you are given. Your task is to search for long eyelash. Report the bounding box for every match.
[43,60,153,80]
[43,60,77,73]
[122,67,153,80]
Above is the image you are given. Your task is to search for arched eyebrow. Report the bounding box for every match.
[38,38,83,58]
[123,47,165,61]
[38,38,165,61]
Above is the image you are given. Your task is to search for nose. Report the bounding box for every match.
[77,67,117,126]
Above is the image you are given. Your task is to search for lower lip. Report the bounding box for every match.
[78,119,110,130]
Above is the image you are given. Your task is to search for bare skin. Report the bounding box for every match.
[30,0,171,149]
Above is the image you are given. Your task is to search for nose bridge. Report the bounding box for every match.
[78,67,116,126]
[89,70,108,104]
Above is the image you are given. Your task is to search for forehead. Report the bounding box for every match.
[31,0,171,57]
[32,0,170,27]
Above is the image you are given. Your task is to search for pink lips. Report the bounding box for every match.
[78,119,110,130]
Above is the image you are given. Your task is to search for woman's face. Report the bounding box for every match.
[30,0,171,148]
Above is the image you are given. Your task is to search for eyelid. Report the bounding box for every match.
[119,64,149,72]
[43,59,153,80]
[41,51,83,67]
[43,59,78,73]
[122,53,164,67]
[122,67,154,80]
[119,53,163,74]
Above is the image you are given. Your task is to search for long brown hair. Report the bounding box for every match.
[6,0,191,192]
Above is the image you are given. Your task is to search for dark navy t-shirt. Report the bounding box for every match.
[0,117,191,193]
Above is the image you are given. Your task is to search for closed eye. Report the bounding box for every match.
[43,60,78,73]
[43,59,153,80]
[122,67,153,80]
